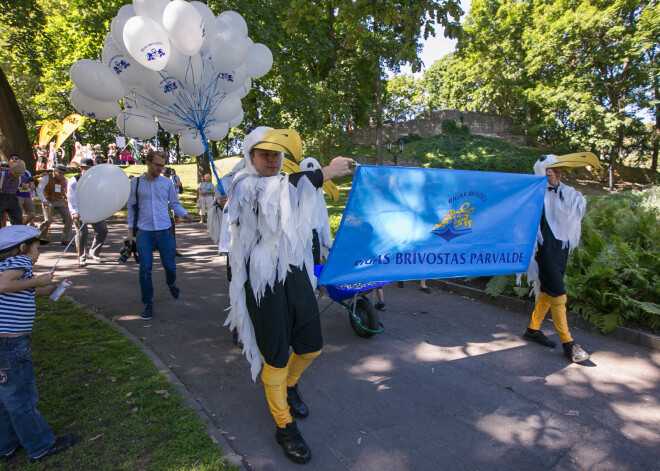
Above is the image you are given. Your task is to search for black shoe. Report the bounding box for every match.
[420,287,433,294]
[523,328,556,348]
[0,445,19,462]
[275,421,311,464]
[175,251,183,257]
[29,434,76,463]
[141,304,153,319]
[375,301,386,311]
[563,342,590,363]
[287,384,309,419]
[169,284,180,299]
[397,281,404,288]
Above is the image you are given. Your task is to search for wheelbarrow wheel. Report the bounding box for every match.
[349,298,379,338]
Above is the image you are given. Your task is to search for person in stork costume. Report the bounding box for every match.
[225,127,354,464]
[521,152,600,363]
[296,157,337,265]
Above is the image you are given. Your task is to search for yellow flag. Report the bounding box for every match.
[38,120,62,147]
[55,114,83,149]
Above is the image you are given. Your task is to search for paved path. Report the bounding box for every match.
[39,220,660,470]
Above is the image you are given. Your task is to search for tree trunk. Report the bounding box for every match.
[652,81,659,172]
[376,65,383,166]
[0,66,34,170]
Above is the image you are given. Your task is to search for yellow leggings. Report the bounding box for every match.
[261,350,322,428]
[529,292,573,344]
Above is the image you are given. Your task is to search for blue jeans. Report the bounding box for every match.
[136,228,177,306]
[0,335,56,459]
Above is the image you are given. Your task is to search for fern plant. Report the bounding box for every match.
[484,187,660,334]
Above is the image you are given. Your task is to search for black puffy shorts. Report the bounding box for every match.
[245,265,323,368]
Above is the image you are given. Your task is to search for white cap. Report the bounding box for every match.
[0,225,47,253]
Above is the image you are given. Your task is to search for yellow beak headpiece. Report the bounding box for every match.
[548,152,601,170]
[253,129,303,163]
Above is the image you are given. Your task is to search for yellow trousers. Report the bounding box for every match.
[262,350,322,428]
[529,292,573,344]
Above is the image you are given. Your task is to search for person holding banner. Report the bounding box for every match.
[67,159,108,267]
[225,127,354,464]
[522,155,590,363]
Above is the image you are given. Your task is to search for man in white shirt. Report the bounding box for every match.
[67,159,108,267]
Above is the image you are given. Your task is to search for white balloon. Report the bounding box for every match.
[111,13,134,49]
[157,113,188,134]
[217,11,248,37]
[70,87,121,121]
[236,77,252,99]
[163,1,204,56]
[180,53,204,92]
[179,129,206,156]
[116,108,158,140]
[244,43,273,78]
[217,63,247,93]
[132,0,169,24]
[117,4,136,17]
[228,109,244,128]
[213,93,242,122]
[199,53,217,87]
[102,42,150,86]
[76,165,131,223]
[123,16,171,71]
[104,33,115,46]
[191,1,217,53]
[144,72,181,108]
[245,36,254,47]
[70,60,126,101]
[163,45,189,81]
[210,27,247,72]
[204,121,229,141]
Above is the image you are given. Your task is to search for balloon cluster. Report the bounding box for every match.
[68,0,273,157]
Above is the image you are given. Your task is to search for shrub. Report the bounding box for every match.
[441,119,470,135]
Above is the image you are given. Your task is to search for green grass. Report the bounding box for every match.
[0,298,231,470]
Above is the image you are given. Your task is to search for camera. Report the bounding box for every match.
[118,239,139,264]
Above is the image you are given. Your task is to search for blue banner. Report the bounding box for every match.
[318,166,547,286]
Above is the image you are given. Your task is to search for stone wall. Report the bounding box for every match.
[347,110,527,146]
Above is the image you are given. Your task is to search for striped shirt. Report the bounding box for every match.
[0,255,36,334]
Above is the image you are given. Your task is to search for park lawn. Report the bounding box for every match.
[0,297,232,471]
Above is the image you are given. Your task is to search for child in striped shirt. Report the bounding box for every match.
[0,225,76,463]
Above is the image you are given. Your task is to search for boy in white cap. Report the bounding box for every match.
[225,127,354,464]
[522,154,590,363]
[0,225,76,463]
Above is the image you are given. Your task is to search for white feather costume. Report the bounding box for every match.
[519,155,587,298]
[299,157,332,253]
[224,127,320,380]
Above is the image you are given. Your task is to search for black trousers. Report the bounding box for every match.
[0,194,23,225]
[245,265,323,368]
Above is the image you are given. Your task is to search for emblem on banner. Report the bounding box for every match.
[432,202,475,241]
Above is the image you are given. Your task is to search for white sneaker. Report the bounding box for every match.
[88,254,102,262]
[78,260,86,267]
